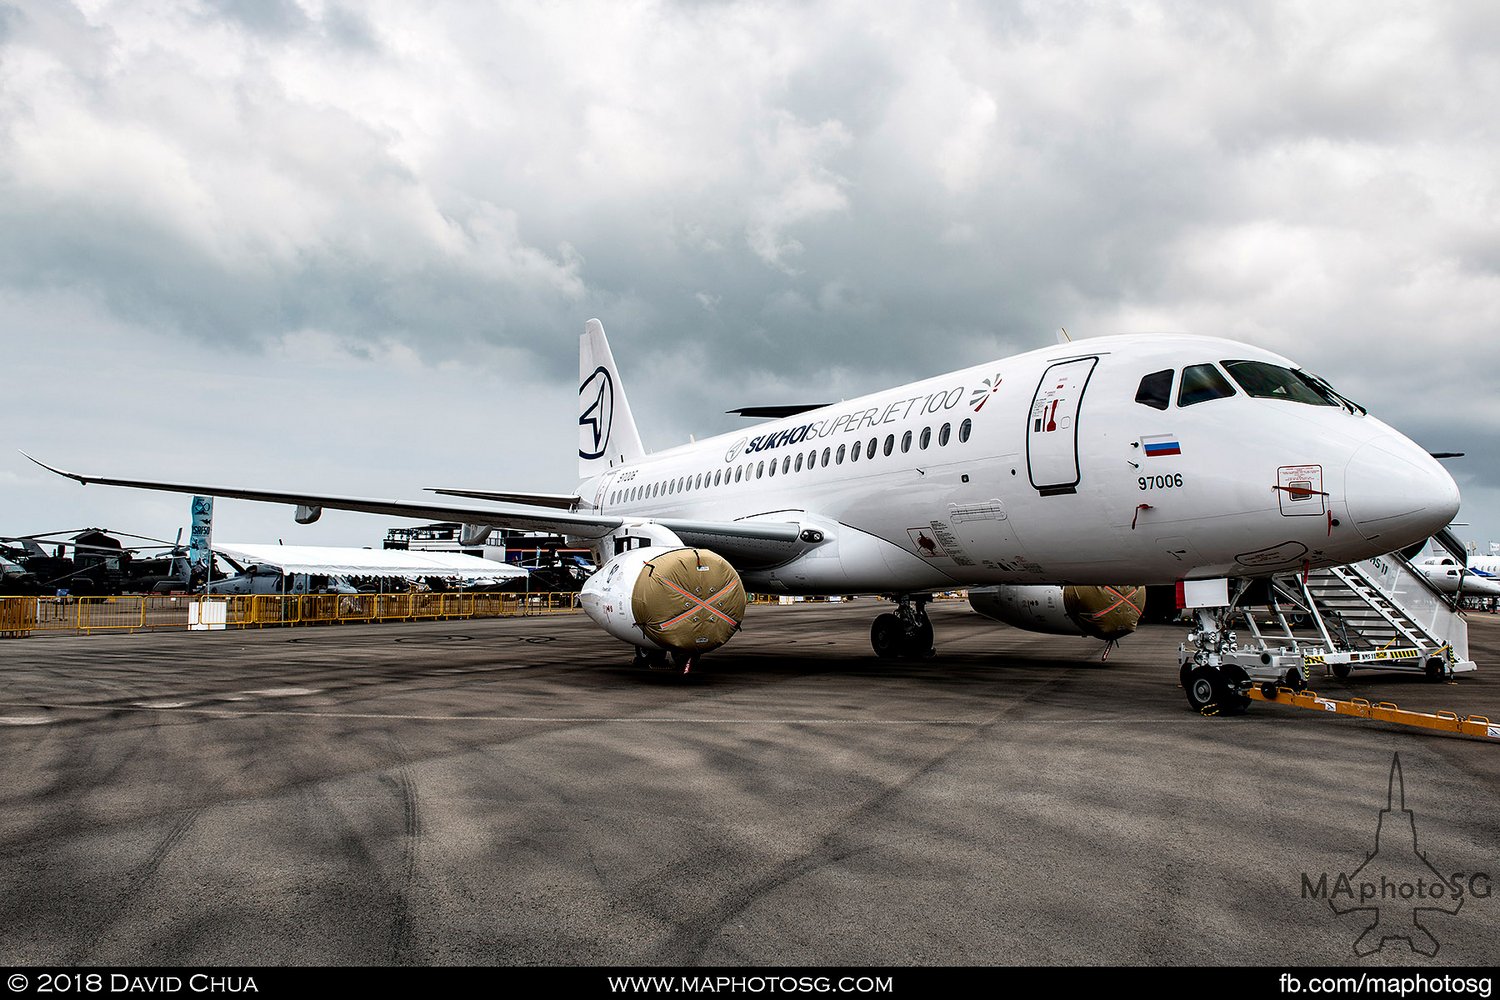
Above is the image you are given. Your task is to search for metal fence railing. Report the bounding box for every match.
[0,591,584,638]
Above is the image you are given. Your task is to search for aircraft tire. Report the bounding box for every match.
[1185,665,1250,716]
[871,614,904,659]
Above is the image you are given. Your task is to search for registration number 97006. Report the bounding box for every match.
[1139,473,1184,491]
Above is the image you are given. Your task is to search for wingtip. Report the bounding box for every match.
[18,451,86,484]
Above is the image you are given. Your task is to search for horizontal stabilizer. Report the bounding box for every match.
[726,404,832,419]
[428,488,581,510]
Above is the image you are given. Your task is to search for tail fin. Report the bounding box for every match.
[579,319,645,478]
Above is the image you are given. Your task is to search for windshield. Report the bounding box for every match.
[1177,363,1236,407]
[1221,360,1334,405]
[1221,360,1365,414]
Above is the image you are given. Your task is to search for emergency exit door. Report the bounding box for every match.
[1027,357,1097,496]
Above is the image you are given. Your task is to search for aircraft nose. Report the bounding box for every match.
[1343,440,1460,546]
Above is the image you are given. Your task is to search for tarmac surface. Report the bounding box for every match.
[1,601,1497,967]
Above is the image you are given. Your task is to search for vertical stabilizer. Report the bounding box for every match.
[579,319,646,478]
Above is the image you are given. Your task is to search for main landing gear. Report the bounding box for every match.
[871,596,935,659]
[633,647,699,676]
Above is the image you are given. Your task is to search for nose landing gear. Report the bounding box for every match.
[871,595,935,659]
[1179,606,1252,715]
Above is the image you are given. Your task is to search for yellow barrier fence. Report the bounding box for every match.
[0,592,584,638]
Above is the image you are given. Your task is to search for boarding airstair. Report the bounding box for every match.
[1233,530,1475,683]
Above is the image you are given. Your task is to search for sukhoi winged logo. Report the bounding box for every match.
[578,366,614,460]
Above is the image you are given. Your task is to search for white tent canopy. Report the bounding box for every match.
[214,543,527,581]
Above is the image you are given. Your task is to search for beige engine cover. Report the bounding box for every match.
[581,546,746,654]
[969,584,1143,641]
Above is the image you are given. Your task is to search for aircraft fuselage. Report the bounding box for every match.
[580,334,1458,593]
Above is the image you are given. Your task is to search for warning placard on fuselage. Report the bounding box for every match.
[1276,464,1326,516]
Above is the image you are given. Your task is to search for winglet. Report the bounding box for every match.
[19,451,92,486]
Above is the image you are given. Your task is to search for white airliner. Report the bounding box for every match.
[28,320,1460,712]
[1414,554,1500,598]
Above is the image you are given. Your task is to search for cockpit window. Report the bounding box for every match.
[1222,360,1335,405]
[1177,363,1236,406]
[1135,369,1173,410]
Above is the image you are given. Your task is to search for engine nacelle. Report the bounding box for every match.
[580,546,747,656]
[969,584,1144,641]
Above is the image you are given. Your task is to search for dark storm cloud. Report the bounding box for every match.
[2,0,1498,538]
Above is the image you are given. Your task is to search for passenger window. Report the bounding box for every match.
[959,419,972,443]
[714,470,722,486]
[821,447,830,467]
[782,456,791,475]
[939,423,951,446]
[756,462,764,479]
[768,459,777,477]
[850,442,860,463]
[901,431,912,453]
[866,438,877,460]
[1178,364,1236,406]
[837,444,847,464]
[883,434,894,456]
[734,467,742,483]
[795,453,804,473]
[919,427,931,450]
[1135,369,1173,410]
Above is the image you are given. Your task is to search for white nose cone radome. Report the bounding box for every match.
[1343,441,1461,547]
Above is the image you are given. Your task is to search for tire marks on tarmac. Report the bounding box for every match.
[653,670,1083,964]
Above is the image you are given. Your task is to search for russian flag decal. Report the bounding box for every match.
[1142,434,1181,457]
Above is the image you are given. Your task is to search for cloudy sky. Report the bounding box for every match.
[2,0,1497,553]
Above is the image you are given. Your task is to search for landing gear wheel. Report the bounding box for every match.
[908,616,935,659]
[1179,662,1193,690]
[871,614,905,659]
[1185,665,1222,713]
[1332,663,1352,680]
[871,597,937,659]
[1424,657,1446,683]
[1185,665,1250,716]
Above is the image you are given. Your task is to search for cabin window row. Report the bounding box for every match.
[606,419,974,505]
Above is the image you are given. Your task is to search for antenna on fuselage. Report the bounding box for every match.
[1056,327,1072,344]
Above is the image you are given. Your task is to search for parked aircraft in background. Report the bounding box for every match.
[28,318,1459,713]
[1414,554,1500,598]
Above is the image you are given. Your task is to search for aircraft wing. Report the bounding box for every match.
[24,455,805,568]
